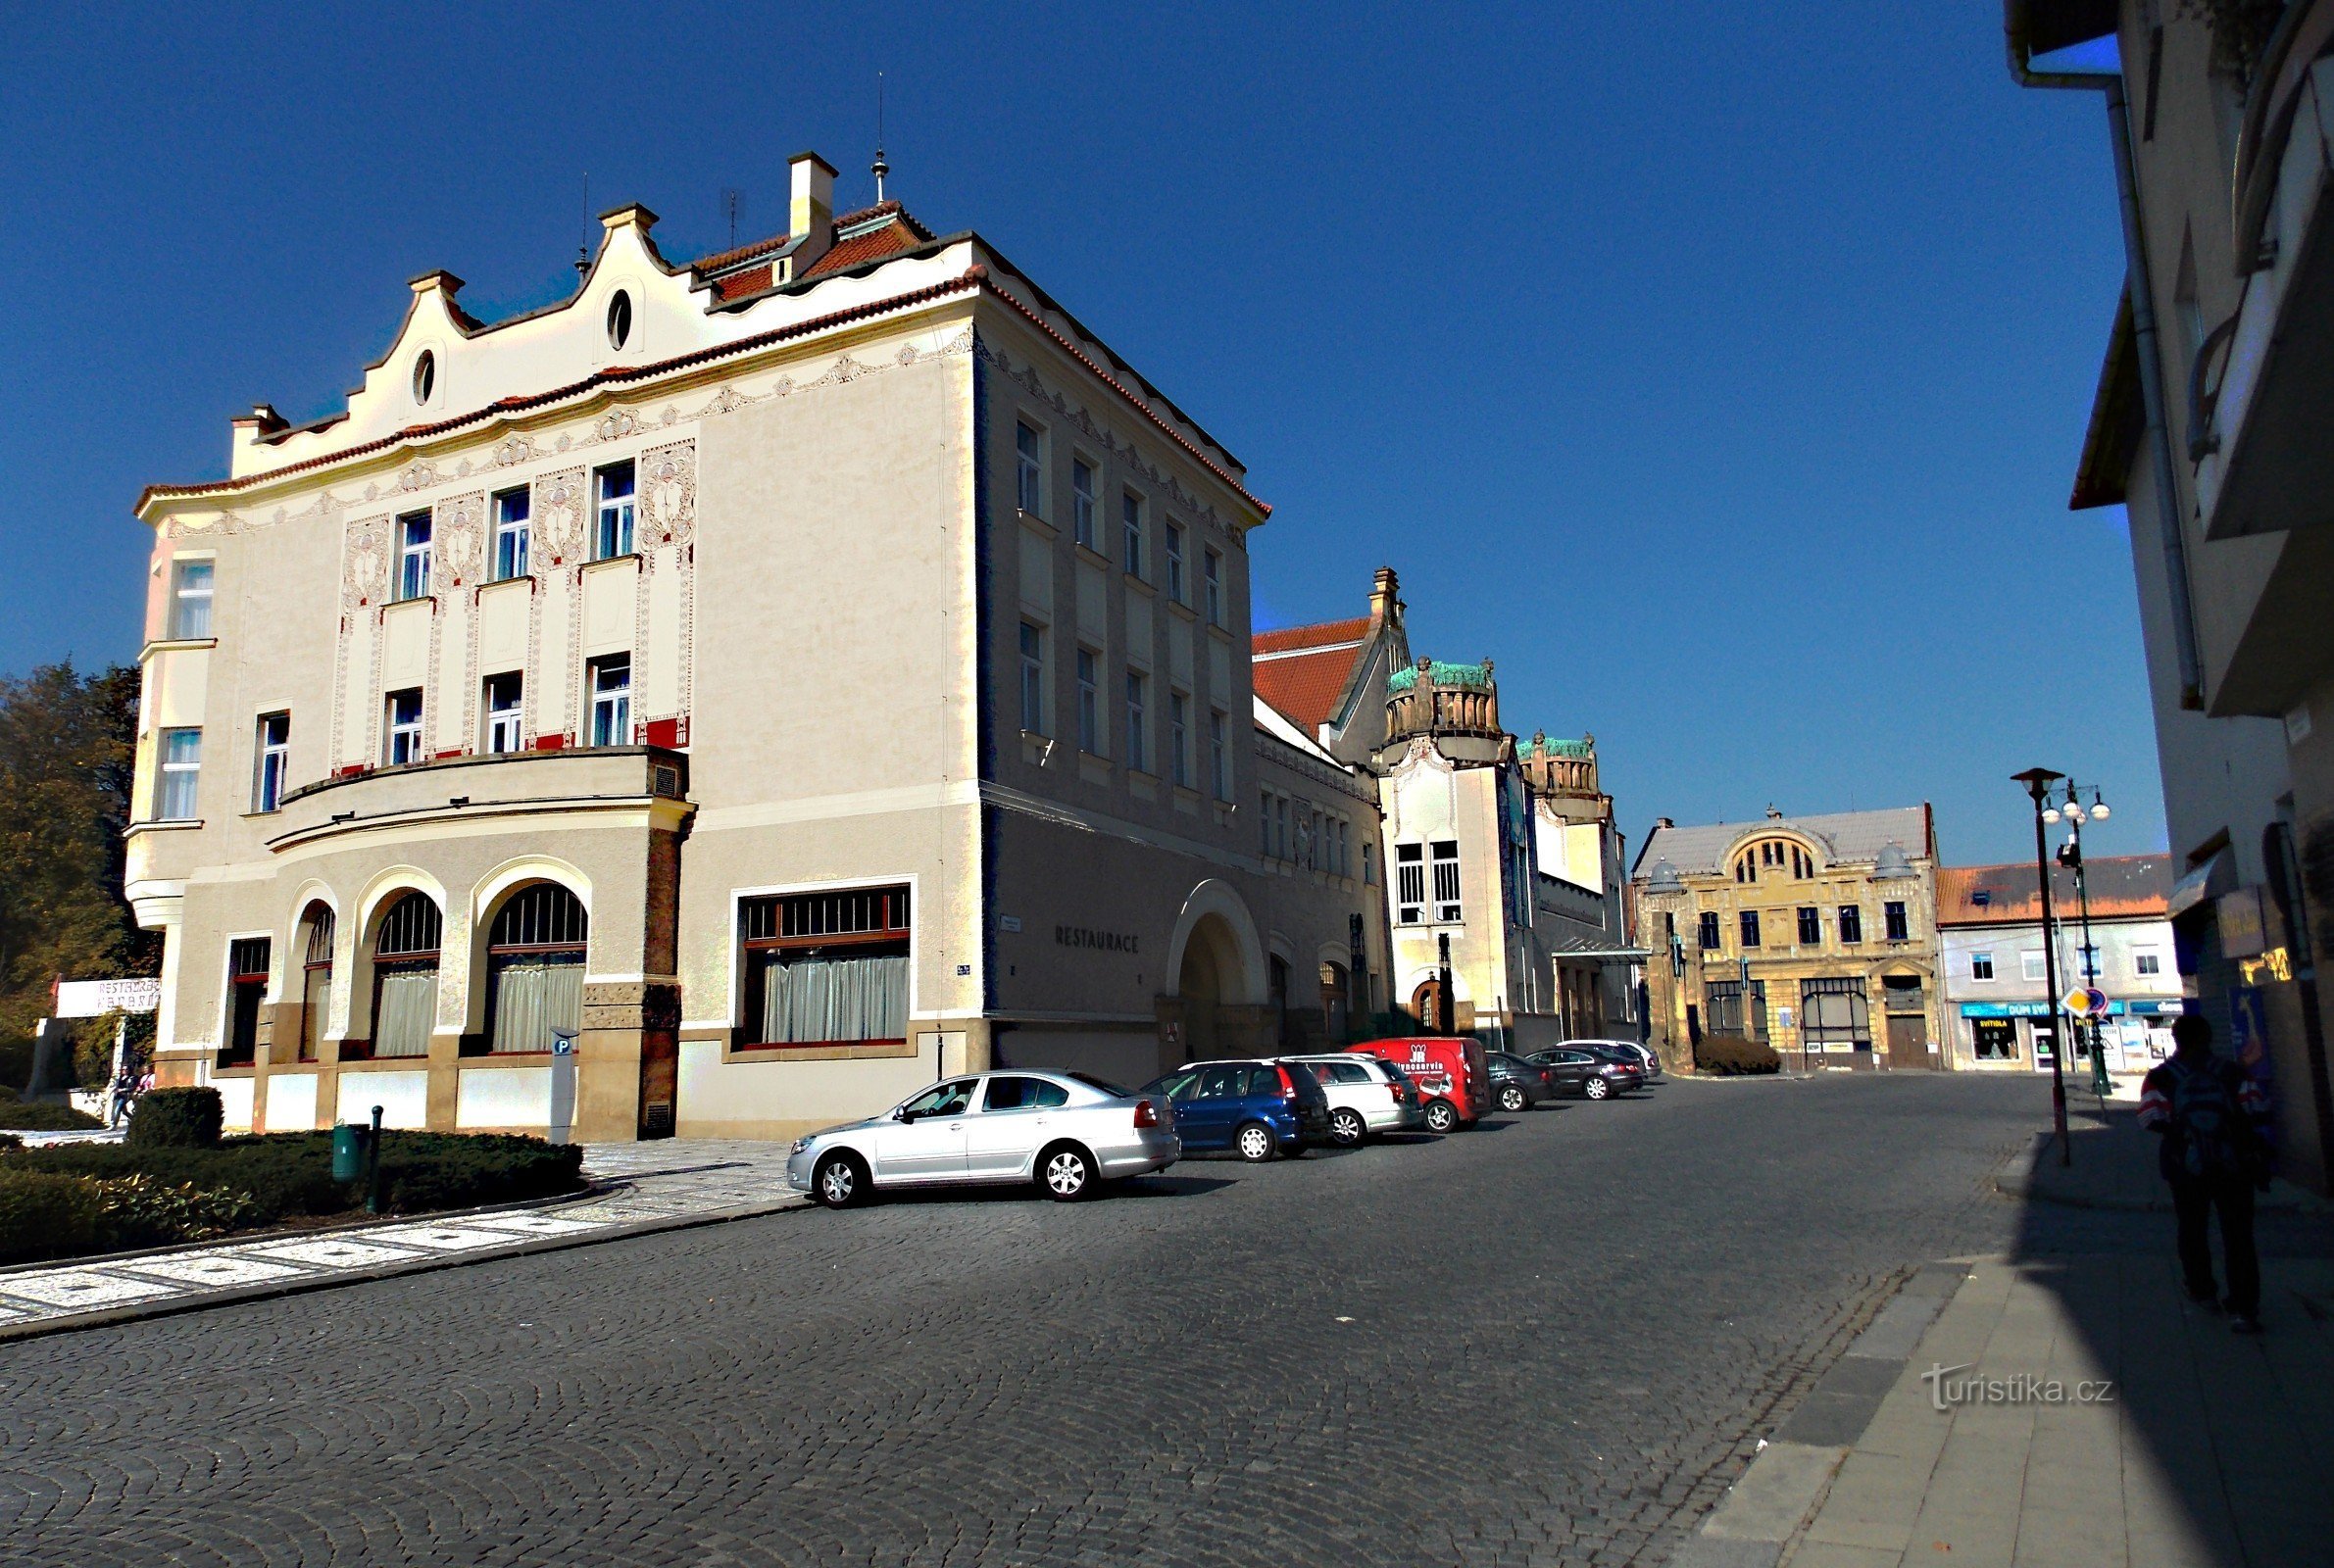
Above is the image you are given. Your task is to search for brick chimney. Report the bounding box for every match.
[789,151,836,273]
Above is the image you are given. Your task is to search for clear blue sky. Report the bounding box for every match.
[0,2,2156,867]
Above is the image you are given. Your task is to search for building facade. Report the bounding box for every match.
[2010,0,2334,1190]
[1633,808,1942,1071]
[127,152,1385,1141]
[1936,855,2181,1078]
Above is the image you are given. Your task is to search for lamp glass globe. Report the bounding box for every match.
[2092,802,2111,819]
[2042,807,2061,824]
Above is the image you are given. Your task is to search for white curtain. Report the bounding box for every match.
[491,960,584,1054]
[374,969,438,1057]
[762,954,909,1045]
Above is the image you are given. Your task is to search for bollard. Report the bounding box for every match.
[365,1104,384,1214]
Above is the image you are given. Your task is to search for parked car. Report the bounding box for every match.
[788,1070,1178,1206]
[1484,1051,1555,1112]
[1347,1037,1492,1133]
[1285,1054,1425,1146]
[1524,1046,1645,1101]
[1564,1037,1662,1081]
[1141,1059,1333,1160]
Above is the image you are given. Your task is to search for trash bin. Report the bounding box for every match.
[331,1122,370,1183]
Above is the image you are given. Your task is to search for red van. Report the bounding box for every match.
[1348,1037,1490,1134]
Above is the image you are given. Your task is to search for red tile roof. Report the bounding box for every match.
[1253,616,1368,656]
[802,217,922,277]
[1253,649,1362,732]
[1935,855,2173,925]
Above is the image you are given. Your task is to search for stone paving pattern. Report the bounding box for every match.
[0,1076,2146,1566]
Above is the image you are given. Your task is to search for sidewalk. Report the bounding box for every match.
[0,1140,804,1340]
[1995,1106,2334,1215]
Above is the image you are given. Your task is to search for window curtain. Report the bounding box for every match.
[761,953,909,1044]
[491,959,584,1054]
[374,968,438,1057]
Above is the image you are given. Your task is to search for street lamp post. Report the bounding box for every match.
[2013,768,2073,1166]
[2052,781,2115,1101]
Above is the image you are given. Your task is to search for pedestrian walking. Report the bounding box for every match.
[2138,1014,2271,1333]
[107,1067,137,1129]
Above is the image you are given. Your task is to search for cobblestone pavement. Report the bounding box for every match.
[0,1075,2080,1566]
[0,1143,802,1335]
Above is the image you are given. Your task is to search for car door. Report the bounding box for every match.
[965,1075,1065,1178]
[870,1078,976,1182]
[1176,1064,1249,1149]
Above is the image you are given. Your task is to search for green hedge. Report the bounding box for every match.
[0,1100,102,1131]
[1695,1034,1783,1075]
[124,1087,223,1149]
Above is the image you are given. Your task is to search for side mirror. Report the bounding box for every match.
[893,1106,915,1122]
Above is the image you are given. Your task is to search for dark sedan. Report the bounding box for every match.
[1485,1051,1556,1112]
[1524,1046,1644,1101]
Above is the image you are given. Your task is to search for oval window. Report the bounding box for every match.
[412,350,435,405]
[606,291,633,351]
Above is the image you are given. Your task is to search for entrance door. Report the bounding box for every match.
[1885,1013,1927,1068]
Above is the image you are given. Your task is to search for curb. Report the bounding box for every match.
[0,1189,807,1346]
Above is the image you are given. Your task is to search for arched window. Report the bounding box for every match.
[297,903,335,1063]
[370,892,442,1059]
[481,884,588,1054]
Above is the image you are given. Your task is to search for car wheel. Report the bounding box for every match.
[1423,1099,1459,1134]
[814,1152,868,1208]
[1039,1142,1096,1200]
[1584,1076,1611,1101]
[1235,1121,1276,1162]
[1499,1084,1527,1113]
[1329,1107,1367,1148]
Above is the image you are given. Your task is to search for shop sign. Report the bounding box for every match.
[1057,925,1139,955]
[1962,1000,2127,1019]
[53,978,162,1018]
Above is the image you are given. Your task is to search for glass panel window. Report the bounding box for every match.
[253,711,290,813]
[1396,844,1425,924]
[369,892,442,1060]
[170,559,214,640]
[484,672,524,754]
[396,512,432,601]
[1165,523,1186,603]
[157,727,202,819]
[1168,692,1189,787]
[493,488,531,580]
[2021,951,2047,982]
[1797,906,1820,945]
[1076,649,1099,754]
[1018,422,1044,517]
[595,463,635,560]
[1884,901,1910,942]
[384,689,424,766]
[1699,910,1722,950]
[1121,491,1144,577]
[1739,909,1763,948]
[2134,949,2162,976]
[739,886,912,1046]
[1259,791,1275,856]
[1970,951,1995,981]
[1364,841,1375,885]
[1430,840,1461,922]
[1838,905,1862,943]
[222,936,271,1068]
[1124,669,1147,773]
[1070,458,1094,547]
[1018,621,1046,734]
[588,655,631,747]
[1204,547,1223,626]
[1209,710,1228,799]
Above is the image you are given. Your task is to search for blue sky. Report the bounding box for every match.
[0,2,2153,866]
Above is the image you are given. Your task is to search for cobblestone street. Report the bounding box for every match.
[0,1075,2120,1566]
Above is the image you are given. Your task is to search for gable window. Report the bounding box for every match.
[221,937,270,1069]
[1018,621,1046,734]
[396,512,432,601]
[1203,548,1224,626]
[1209,709,1228,799]
[253,711,290,813]
[594,462,635,559]
[384,689,424,765]
[1884,901,1910,942]
[739,886,912,1047]
[1797,906,1820,945]
[481,884,588,1054]
[1124,669,1147,773]
[1838,905,1862,944]
[1970,951,1996,981]
[1739,909,1763,948]
[493,488,531,580]
[1070,459,1095,548]
[1076,649,1100,754]
[1165,523,1186,603]
[484,672,523,754]
[1699,910,1721,950]
[1168,691,1190,787]
[1017,422,1045,517]
[588,655,631,747]
[1121,491,1144,577]
[1431,840,1462,922]
[367,892,442,1059]
[1396,844,1425,924]
[170,559,214,640]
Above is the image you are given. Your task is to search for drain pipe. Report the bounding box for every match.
[2006,2,2207,710]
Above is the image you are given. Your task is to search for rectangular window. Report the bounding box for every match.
[1970,951,1996,981]
[1800,978,1872,1051]
[1209,710,1228,799]
[1124,669,1147,773]
[1018,422,1045,517]
[2134,949,2162,977]
[1165,523,1186,603]
[739,886,912,1047]
[483,672,524,754]
[1068,458,1094,548]
[1018,622,1046,734]
[396,512,432,601]
[493,487,531,580]
[2021,951,2047,982]
[1121,491,1144,577]
[1739,909,1763,948]
[222,936,271,1068]
[595,462,635,559]
[1797,906,1820,945]
[1884,901,1910,942]
[1364,841,1375,885]
[1431,839,1462,922]
[1277,796,1292,860]
[384,689,424,766]
[1203,548,1224,626]
[1260,791,1275,855]
[588,655,632,747]
[1838,905,1862,944]
[1396,843,1426,924]
[157,727,202,819]
[253,711,290,813]
[1699,910,1722,950]
[1075,649,1100,754]
[1168,692,1189,787]
[169,559,214,640]
[1708,980,1768,1041]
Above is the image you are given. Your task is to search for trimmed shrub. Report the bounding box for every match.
[375,1133,585,1212]
[0,1169,106,1263]
[124,1087,223,1149]
[92,1174,266,1250]
[0,1133,19,1151]
[0,1100,102,1131]
[1695,1034,1783,1076]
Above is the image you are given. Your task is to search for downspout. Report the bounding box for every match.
[2007,2,2207,709]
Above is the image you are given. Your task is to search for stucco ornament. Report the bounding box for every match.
[534,469,587,565]
[642,442,696,545]
[437,492,485,586]
[341,517,388,610]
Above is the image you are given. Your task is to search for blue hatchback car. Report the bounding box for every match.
[1140,1059,1333,1162]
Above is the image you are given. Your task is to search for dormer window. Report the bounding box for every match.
[606,291,633,351]
[412,350,435,406]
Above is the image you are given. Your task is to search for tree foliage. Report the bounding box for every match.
[0,663,156,1052]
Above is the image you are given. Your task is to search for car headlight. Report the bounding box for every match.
[789,1138,810,1155]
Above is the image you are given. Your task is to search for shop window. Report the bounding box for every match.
[1972,1017,2018,1060]
[1800,977,1870,1050]
[480,884,587,1054]
[739,886,911,1047]
[220,937,270,1068]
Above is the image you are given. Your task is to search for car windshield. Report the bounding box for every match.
[1067,1072,1131,1099]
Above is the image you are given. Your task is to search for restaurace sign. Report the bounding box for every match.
[1056,925,1139,955]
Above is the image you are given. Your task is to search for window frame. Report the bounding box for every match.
[1739,908,1763,948]
[1884,900,1911,943]
[1120,489,1144,578]
[483,671,524,755]
[1699,910,1722,950]
[1018,620,1047,735]
[492,487,531,581]
[1069,457,1095,548]
[1209,709,1228,800]
[1430,839,1462,923]
[1203,547,1224,626]
[1970,951,1996,982]
[1168,690,1190,788]
[587,654,632,748]
[1017,421,1045,518]
[737,885,914,1049]
[383,688,424,766]
[1396,843,1426,925]
[1124,667,1147,773]
[169,559,215,640]
[252,711,290,813]
[1796,906,1820,946]
[1164,522,1186,603]
[1838,905,1862,944]
[1075,647,1100,755]
[157,726,202,820]
[395,511,433,602]
[594,462,636,561]
[220,936,271,1069]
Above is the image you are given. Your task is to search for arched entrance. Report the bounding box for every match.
[1412,976,1450,1034]
[1164,879,1266,1065]
[1178,922,1229,1062]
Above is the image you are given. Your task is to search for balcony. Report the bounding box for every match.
[266,746,690,853]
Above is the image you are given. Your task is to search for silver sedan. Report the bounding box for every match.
[785,1070,1180,1206]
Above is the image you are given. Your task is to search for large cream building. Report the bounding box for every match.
[127,153,1389,1141]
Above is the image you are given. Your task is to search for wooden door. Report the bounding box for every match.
[1885,1013,1927,1069]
